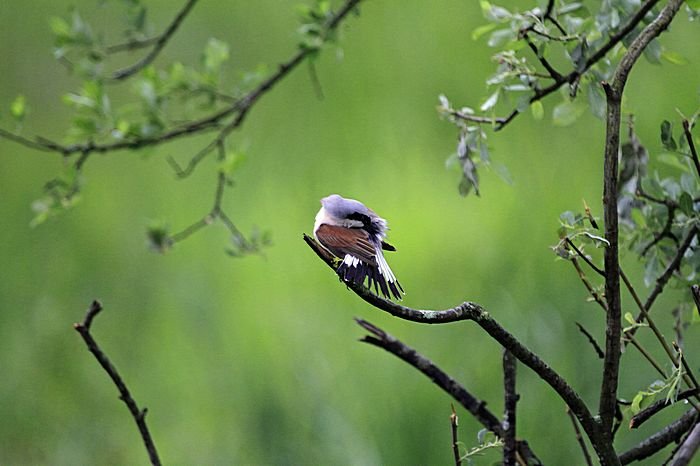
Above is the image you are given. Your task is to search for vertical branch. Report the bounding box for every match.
[503,350,518,466]
[599,79,623,436]
[598,0,685,436]
[450,405,462,466]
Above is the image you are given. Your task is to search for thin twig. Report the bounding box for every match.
[522,32,563,81]
[74,300,161,466]
[566,238,605,276]
[355,318,541,465]
[619,410,698,464]
[450,405,462,466]
[567,407,594,466]
[575,322,604,359]
[682,120,700,179]
[619,269,694,391]
[305,236,610,464]
[626,228,699,341]
[640,204,678,257]
[569,252,667,379]
[502,350,518,466]
[110,0,199,81]
[105,36,160,54]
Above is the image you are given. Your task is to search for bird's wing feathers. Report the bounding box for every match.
[315,224,377,265]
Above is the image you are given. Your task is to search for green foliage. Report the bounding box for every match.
[439,95,514,197]
[618,114,700,290]
[10,94,27,124]
[226,225,273,258]
[461,429,504,465]
[30,166,82,227]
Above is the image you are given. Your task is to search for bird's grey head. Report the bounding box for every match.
[321,194,372,219]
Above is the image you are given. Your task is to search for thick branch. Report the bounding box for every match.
[671,421,700,466]
[110,0,199,81]
[304,234,615,464]
[74,300,161,466]
[599,78,623,435]
[619,410,698,464]
[355,318,541,465]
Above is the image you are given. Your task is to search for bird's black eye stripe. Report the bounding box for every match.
[348,212,381,237]
[347,212,371,225]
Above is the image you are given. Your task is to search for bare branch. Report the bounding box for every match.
[110,0,200,81]
[502,350,518,466]
[670,421,700,466]
[355,318,541,465]
[619,410,698,464]
[74,300,161,466]
[575,322,604,359]
[305,235,614,464]
[566,237,605,277]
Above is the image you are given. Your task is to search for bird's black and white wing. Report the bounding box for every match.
[315,224,404,300]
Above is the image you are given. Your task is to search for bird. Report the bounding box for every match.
[313,194,404,300]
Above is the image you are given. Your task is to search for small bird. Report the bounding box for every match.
[313,194,404,300]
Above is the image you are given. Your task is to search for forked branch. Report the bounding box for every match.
[74,300,161,466]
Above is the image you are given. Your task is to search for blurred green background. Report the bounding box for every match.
[1,1,699,464]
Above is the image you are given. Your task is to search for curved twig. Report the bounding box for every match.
[110,0,200,81]
[74,301,161,466]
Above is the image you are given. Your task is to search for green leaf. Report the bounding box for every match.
[10,94,27,122]
[661,50,689,65]
[657,152,688,172]
[679,192,694,216]
[624,312,636,325]
[643,38,662,64]
[552,99,585,127]
[471,23,497,41]
[49,16,71,38]
[661,120,677,151]
[203,38,230,75]
[487,29,515,48]
[687,0,700,10]
[218,150,247,175]
[530,100,544,121]
[587,81,606,120]
[480,89,500,112]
